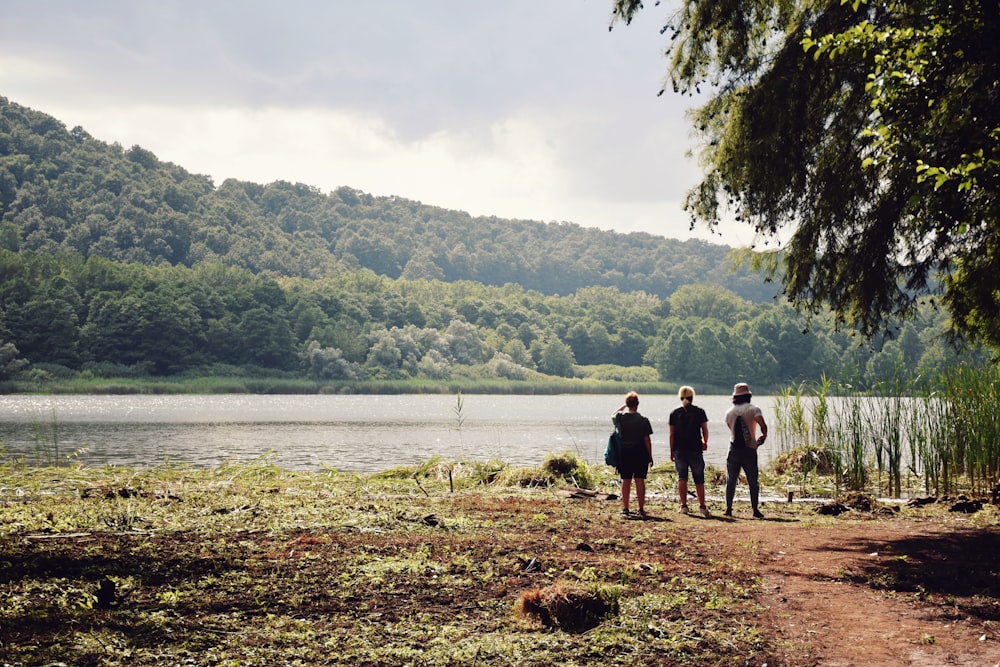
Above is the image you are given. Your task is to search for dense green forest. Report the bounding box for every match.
[0,97,769,301]
[0,97,989,391]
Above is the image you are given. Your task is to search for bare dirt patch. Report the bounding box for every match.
[703,510,1000,666]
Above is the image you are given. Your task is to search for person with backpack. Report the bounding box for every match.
[613,391,653,518]
[668,386,711,516]
[724,382,768,518]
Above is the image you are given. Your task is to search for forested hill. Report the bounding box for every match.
[0,97,772,302]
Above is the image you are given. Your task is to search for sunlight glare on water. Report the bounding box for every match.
[0,393,779,472]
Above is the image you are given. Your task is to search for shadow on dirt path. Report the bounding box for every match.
[706,518,1000,666]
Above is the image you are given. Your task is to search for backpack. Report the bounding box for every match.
[732,415,756,450]
[604,426,622,467]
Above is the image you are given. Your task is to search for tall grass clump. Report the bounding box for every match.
[893,363,998,497]
[811,375,832,451]
[861,368,911,498]
[795,376,932,498]
[812,376,843,494]
[772,379,841,494]
[939,363,1000,496]
[26,410,90,466]
[908,386,953,495]
[834,393,869,493]
[30,412,60,464]
[772,384,810,454]
[775,362,1000,498]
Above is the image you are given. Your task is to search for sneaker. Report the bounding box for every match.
[700,506,712,518]
[752,509,765,519]
[723,509,733,517]
[638,508,648,519]
[679,505,689,515]
[621,508,630,517]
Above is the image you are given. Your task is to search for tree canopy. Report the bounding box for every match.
[1,249,984,389]
[612,0,1000,347]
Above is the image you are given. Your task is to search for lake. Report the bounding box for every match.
[0,393,778,473]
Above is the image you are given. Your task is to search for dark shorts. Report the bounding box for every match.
[617,446,649,480]
[674,450,706,485]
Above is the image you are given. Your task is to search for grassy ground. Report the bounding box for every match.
[1,373,680,396]
[1,458,998,666]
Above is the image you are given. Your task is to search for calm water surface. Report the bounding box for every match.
[0,394,777,473]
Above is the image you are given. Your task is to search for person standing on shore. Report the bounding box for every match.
[724,382,768,519]
[668,386,711,517]
[614,391,653,518]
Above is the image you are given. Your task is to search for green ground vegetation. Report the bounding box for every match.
[1,451,997,666]
[0,456,764,666]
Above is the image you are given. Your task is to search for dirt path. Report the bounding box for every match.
[697,515,1000,666]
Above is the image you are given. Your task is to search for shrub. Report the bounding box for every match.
[771,445,836,476]
[542,451,594,489]
[493,466,554,488]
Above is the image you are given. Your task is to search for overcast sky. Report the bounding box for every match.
[0,1,755,245]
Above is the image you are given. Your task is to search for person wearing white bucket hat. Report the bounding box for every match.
[724,382,768,518]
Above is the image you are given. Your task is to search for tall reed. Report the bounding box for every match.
[911,388,953,496]
[30,411,60,466]
[772,384,809,454]
[771,379,842,494]
[775,362,1000,498]
[868,371,907,497]
[941,364,1000,496]
[836,393,869,493]
[811,375,832,451]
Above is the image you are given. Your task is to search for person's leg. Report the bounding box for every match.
[620,476,632,513]
[635,477,646,514]
[725,450,739,514]
[695,484,708,511]
[675,455,690,510]
[690,454,709,515]
[746,452,762,517]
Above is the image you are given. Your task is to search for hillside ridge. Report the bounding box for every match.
[0,95,773,302]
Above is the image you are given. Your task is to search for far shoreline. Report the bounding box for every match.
[1,375,704,397]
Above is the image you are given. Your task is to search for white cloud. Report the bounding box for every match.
[19,96,760,245]
[0,56,68,88]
